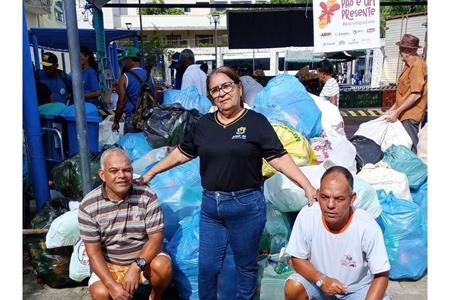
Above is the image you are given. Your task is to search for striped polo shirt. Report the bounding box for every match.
[320,77,340,106]
[78,184,164,266]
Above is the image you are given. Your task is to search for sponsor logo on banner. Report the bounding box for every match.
[313,0,380,52]
[318,0,341,29]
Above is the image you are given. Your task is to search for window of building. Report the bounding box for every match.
[195,35,214,47]
[184,8,191,13]
[166,34,187,47]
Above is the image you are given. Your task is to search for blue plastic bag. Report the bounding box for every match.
[253,75,322,139]
[411,180,428,239]
[166,211,200,300]
[376,190,427,280]
[115,132,153,162]
[164,86,212,114]
[383,145,427,190]
[166,211,238,300]
[149,158,202,240]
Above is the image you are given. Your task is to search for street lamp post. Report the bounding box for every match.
[211,14,220,69]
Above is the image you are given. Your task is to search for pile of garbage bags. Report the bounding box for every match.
[28,75,427,297]
[51,153,103,201]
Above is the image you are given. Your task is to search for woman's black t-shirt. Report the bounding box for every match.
[178,109,287,192]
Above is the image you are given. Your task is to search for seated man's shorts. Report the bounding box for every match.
[88,252,172,286]
[286,272,391,300]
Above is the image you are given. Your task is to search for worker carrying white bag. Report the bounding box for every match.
[353,116,412,152]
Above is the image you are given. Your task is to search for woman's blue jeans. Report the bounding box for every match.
[198,187,267,300]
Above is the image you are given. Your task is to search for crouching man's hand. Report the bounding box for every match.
[321,276,347,296]
[122,263,141,296]
[109,282,131,300]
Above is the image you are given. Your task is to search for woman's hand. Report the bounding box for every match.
[304,184,317,206]
[135,172,154,185]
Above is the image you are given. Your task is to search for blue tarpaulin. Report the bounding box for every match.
[28,28,136,52]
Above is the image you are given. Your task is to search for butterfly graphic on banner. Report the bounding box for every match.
[319,0,341,29]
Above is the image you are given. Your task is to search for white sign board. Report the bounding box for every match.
[313,0,380,53]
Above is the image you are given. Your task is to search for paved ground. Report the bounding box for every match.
[22,269,428,300]
[23,111,427,299]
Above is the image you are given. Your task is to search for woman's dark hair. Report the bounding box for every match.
[206,66,244,107]
[179,49,195,67]
[80,46,98,71]
[317,59,334,76]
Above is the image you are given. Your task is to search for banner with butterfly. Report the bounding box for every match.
[313,0,380,53]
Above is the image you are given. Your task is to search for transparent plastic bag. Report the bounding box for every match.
[376,190,427,280]
[45,209,80,249]
[253,75,322,139]
[149,158,202,240]
[115,132,153,162]
[383,144,427,190]
[164,85,212,114]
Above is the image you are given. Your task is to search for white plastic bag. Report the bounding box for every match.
[353,178,382,219]
[264,172,308,212]
[353,116,412,152]
[69,240,90,282]
[310,93,345,136]
[99,115,123,146]
[417,123,428,164]
[357,161,412,201]
[45,209,80,249]
[325,129,358,174]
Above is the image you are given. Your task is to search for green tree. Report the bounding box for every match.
[380,1,427,37]
[140,0,184,15]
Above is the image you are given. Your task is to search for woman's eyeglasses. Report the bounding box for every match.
[209,81,235,98]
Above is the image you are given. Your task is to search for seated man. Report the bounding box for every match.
[79,147,172,300]
[285,166,390,300]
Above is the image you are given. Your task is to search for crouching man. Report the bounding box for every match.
[78,147,172,300]
[285,166,390,300]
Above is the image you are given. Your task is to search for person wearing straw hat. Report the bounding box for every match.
[384,34,427,153]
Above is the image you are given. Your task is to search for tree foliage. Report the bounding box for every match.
[380,1,427,37]
[140,0,184,15]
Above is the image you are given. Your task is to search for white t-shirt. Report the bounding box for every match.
[181,64,207,97]
[286,203,390,293]
[240,75,263,107]
[320,77,340,106]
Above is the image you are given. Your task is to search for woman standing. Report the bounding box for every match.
[80,46,101,104]
[139,66,316,300]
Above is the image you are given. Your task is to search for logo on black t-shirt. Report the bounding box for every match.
[232,127,247,140]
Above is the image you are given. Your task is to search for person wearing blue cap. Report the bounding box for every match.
[112,47,157,133]
[36,51,72,104]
